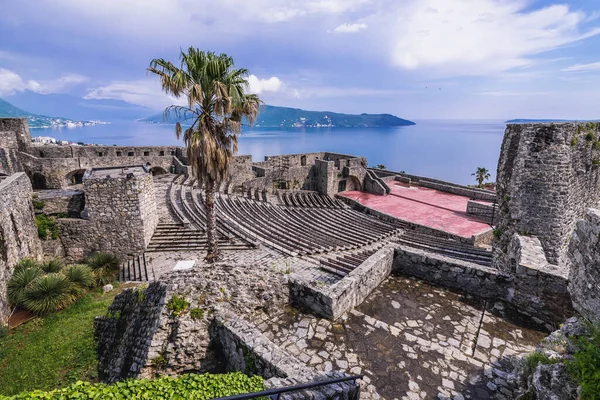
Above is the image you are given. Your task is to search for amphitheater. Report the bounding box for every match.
[1,118,599,400]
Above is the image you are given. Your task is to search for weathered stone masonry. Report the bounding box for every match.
[0,172,43,323]
[494,122,600,270]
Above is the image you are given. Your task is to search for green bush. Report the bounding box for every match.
[85,252,121,285]
[63,265,95,294]
[13,258,41,273]
[23,273,75,316]
[41,258,64,274]
[190,308,204,320]
[7,268,43,308]
[567,322,600,399]
[523,351,560,377]
[35,215,59,240]
[167,294,190,317]
[31,199,45,210]
[1,372,264,400]
[586,131,596,142]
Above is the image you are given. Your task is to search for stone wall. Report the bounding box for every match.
[0,119,29,175]
[82,169,158,258]
[0,172,43,324]
[95,283,167,383]
[35,189,85,216]
[494,122,600,270]
[289,247,394,320]
[466,200,497,224]
[363,170,387,196]
[393,246,573,327]
[212,309,360,399]
[568,208,600,322]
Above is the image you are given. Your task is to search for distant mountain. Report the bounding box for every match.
[0,98,107,129]
[141,104,416,128]
[6,91,155,122]
[505,119,599,123]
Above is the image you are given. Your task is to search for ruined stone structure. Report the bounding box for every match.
[494,122,600,270]
[57,166,158,260]
[0,172,43,323]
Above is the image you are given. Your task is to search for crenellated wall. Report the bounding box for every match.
[0,172,43,324]
[493,122,600,271]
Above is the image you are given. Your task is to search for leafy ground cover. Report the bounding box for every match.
[0,288,121,396]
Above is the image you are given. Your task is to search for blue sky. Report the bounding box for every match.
[0,0,599,119]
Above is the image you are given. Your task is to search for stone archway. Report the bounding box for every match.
[65,169,86,186]
[151,166,168,176]
[345,175,362,192]
[30,172,47,190]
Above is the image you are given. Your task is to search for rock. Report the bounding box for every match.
[103,284,114,293]
[531,363,578,400]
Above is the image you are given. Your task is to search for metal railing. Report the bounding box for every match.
[213,375,363,400]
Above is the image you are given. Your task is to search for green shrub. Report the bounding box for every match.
[85,252,120,285]
[0,325,8,340]
[63,264,95,293]
[567,322,600,399]
[190,308,205,320]
[586,131,596,142]
[13,258,40,273]
[23,273,75,315]
[150,353,167,369]
[7,268,43,308]
[493,228,503,239]
[35,215,59,240]
[571,137,579,147]
[2,372,265,400]
[41,258,64,274]
[523,351,560,377]
[31,199,45,210]
[167,294,190,317]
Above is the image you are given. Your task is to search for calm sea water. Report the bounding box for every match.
[30,120,506,185]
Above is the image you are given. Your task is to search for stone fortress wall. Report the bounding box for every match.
[493,122,600,271]
[0,172,43,324]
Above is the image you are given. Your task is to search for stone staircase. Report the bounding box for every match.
[146,223,254,253]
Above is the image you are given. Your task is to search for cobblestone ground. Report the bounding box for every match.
[249,276,546,400]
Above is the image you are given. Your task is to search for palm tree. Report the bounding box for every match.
[148,48,261,262]
[472,167,491,187]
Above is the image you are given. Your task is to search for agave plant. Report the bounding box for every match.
[64,264,95,294]
[41,258,65,273]
[7,267,43,308]
[13,258,41,273]
[85,252,121,285]
[23,273,75,315]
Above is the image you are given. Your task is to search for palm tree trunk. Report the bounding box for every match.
[204,181,219,262]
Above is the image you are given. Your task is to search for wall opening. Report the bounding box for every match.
[66,169,86,185]
[31,172,47,190]
[128,152,134,157]
[144,151,150,156]
[170,151,175,156]
[98,152,104,157]
[301,155,307,166]
[39,151,45,158]
[116,151,122,156]
[337,180,347,192]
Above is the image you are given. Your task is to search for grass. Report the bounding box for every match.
[0,288,121,396]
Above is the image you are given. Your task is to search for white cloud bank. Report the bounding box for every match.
[333,22,367,33]
[247,75,283,94]
[0,69,88,96]
[389,0,600,75]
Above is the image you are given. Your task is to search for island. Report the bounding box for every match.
[141,104,415,128]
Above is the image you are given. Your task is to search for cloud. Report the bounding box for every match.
[247,75,284,94]
[562,62,600,72]
[0,68,88,95]
[388,0,600,76]
[476,91,551,96]
[333,23,367,33]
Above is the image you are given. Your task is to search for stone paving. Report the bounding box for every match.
[145,248,339,284]
[248,275,547,400]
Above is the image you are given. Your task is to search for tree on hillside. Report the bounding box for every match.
[376,164,387,170]
[148,48,261,262]
[472,167,491,187]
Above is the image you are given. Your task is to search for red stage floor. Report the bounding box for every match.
[341,182,492,238]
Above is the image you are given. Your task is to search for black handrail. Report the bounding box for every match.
[212,374,363,400]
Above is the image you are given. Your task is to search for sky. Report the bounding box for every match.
[0,0,599,120]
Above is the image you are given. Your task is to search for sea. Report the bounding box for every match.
[30,120,506,186]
